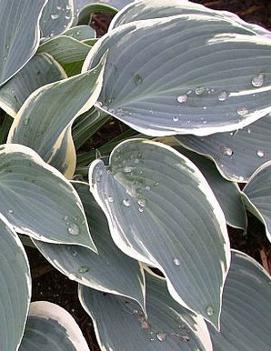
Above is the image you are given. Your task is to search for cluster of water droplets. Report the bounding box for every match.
[64,215,80,236]
[50,3,73,21]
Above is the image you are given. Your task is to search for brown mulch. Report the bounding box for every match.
[28,1,271,350]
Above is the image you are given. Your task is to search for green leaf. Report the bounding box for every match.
[19,302,89,351]
[0,214,31,351]
[40,0,75,39]
[34,182,145,310]
[0,144,96,250]
[88,139,230,328]
[110,0,271,35]
[174,143,246,229]
[39,35,91,76]
[177,114,271,183]
[83,14,271,137]
[0,53,67,118]
[0,0,47,87]
[8,58,105,172]
[209,250,271,351]
[63,25,96,41]
[77,3,118,26]
[79,271,212,351]
[242,161,271,243]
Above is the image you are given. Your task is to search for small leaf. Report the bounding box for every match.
[19,302,90,351]
[8,57,105,173]
[209,250,271,351]
[177,114,271,182]
[88,138,230,327]
[34,181,145,310]
[174,143,247,229]
[40,0,75,39]
[79,271,213,351]
[0,214,31,351]
[39,35,91,76]
[243,161,271,243]
[0,0,47,87]
[0,144,96,250]
[83,14,271,136]
[0,53,67,118]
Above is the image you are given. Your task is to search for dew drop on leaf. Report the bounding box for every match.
[138,199,146,207]
[218,91,228,102]
[78,265,89,274]
[195,87,206,96]
[156,332,167,342]
[173,257,181,266]
[107,195,114,203]
[8,209,13,214]
[122,199,131,207]
[173,116,179,122]
[67,223,80,236]
[223,147,233,157]
[252,73,264,88]
[237,106,248,117]
[50,14,59,19]
[177,95,188,104]
[123,166,132,173]
[257,150,264,158]
[206,305,214,316]
[138,207,144,213]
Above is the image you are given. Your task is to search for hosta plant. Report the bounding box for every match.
[0,0,271,350]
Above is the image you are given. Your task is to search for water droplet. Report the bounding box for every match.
[257,150,264,158]
[194,348,201,351]
[122,199,131,207]
[66,4,72,10]
[67,223,80,236]
[64,215,69,221]
[134,74,143,85]
[173,257,181,266]
[177,95,188,104]
[195,87,206,96]
[123,166,132,173]
[156,332,167,342]
[138,207,144,213]
[56,5,62,10]
[252,73,264,88]
[96,170,103,182]
[108,195,114,203]
[237,106,248,117]
[206,305,214,316]
[138,199,146,207]
[65,14,71,19]
[247,128,251,134]
[218,91,228,102]
[145,186,151,191]
[223,147,233,156]
[78,265,89,273]
[8,209,13,214]
[134,158,139,164]
[50,14,59,19]
[71,250,78,257]
[173,116,179,122]
[23,118,29,126]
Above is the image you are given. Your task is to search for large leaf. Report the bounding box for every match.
[39,35,91,76]
[76,0,131,12]
[0,144,95,250]
[88,139,230,327]
[83,13,271,137]
[0,53,67,118]
[19,302,89,351]
[0,214,31,351]
[40,0,75,39]
[77,3,118,26]
[242,161,271,242]
[177,114,271,182]
[79,271,212,351]
[0,0,47,87]
[174,143,246,229]
[8,58,105,171]
[209,250,271,351]
[34,182,145,310]
[110,0,271,35]
[63,25,96,41]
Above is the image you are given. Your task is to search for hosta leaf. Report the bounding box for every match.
[63,25,96,41]
[40,0,75,39]
[242,162,271,243]
[177,114,271,183]
[19,302,89,351]
[0,144,95,250]
[88,139,230,327]
[77,3,118,26]
[209,250,271,351]
[8,58,105,170]
[39,35,91,76]
[0,0,47,87]
[83,14,271,137]
[0,53,67,118]
[34,181,145,309]
[76,0,131,12]
[110,0,271,35]
[174,143,246,229]
[0,214,31,351]
[79,271,213,351]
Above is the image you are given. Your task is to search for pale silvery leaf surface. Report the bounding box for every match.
[19,302,90,351]
[88,138,230,328]
[83,14,271,136]
[34,181,146,310]
[0,144,96,250]
[63,25,96,41]
[0,0,47,87]
[0,214,31,351]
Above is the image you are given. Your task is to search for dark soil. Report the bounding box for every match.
[28,1,271,350]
